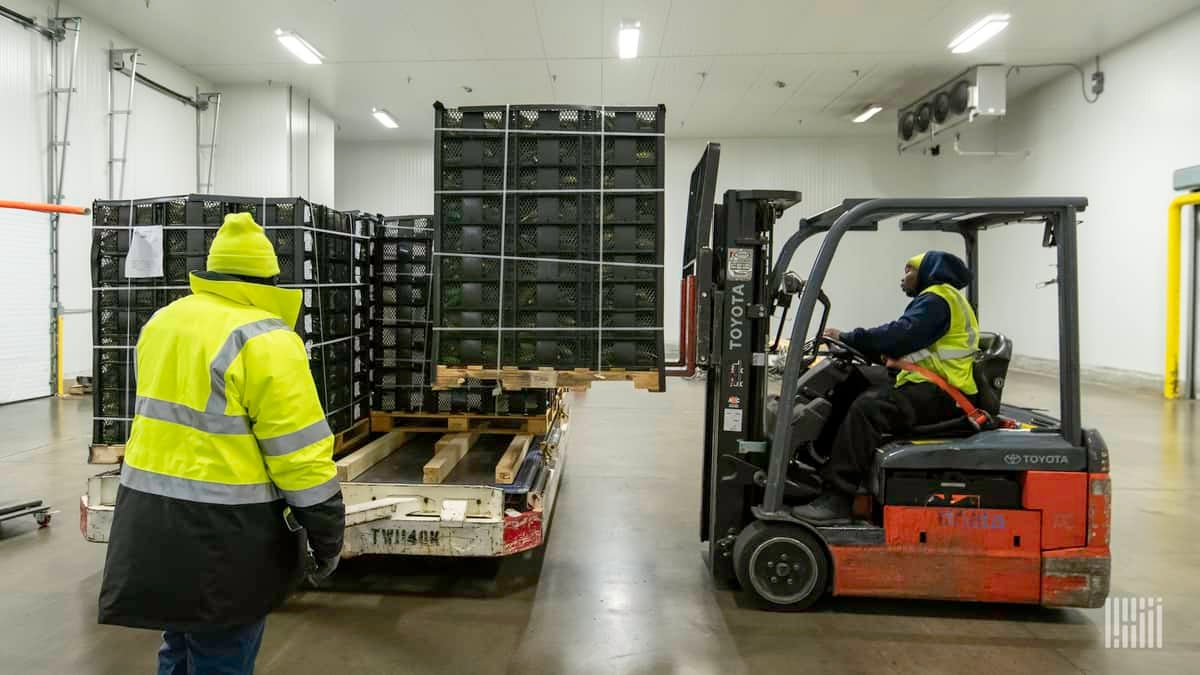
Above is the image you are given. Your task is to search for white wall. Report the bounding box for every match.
[665,138,950,346]
[335,135,946,350]
[1,1,212,387]
[335,140,434,216]
[933,8,1200,378]
[213,84,289,195]
[214,83,336,203]
[0,18,51,402]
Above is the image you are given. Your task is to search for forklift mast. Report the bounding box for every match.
[695,181,801,581]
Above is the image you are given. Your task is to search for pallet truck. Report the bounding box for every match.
[0,500,53,528]
[683,144,1110,610]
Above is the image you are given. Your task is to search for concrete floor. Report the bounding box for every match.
[0,372,1197,674]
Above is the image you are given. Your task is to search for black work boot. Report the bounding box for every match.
[791,491,852,525]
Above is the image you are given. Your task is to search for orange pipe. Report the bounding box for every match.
[0,199,90,216]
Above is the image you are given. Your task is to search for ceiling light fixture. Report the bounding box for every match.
[948,14,1010,54]
[852,104,884,123]
[274,28,323,64]
[618,20,640,59]
[372,107,398,129]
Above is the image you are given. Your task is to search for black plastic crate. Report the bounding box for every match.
[92,418,131,446]
[438,195,503,255]
[93,287,191,346]
[509,135,599,190]
[326,396,370,436]
[376,215,434,240]
[374,361,429,388]
[92,195,190,228]
[438,164,506,191]
[506,261,599,328]
[309,336,371,411]
[374,281,430,308]
[508,331,598,369]
[600,331,661,369]
[494,389,555,416]
[601,106,666,134]
[297,287,369,341]
[373,301,430,324]
[604,136,661,166]
[432,385,495,413]
[93,226,364,287]
[372,324,428,354]
[510,105,601,131]
[507,193,600,258]
[92,341,136,443]
[435,104,507,130]
[434,331,601,369]
[185,195,321,229]
[93,195,329,230]
[373,386,436,413]
[439,132,505,168]
[603,166,661,190]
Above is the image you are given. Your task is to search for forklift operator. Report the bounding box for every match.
[792,250,980,524]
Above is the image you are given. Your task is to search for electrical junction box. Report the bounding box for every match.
[1174,165,1200,191]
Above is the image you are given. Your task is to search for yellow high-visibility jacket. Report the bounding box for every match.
[100,271,344,631]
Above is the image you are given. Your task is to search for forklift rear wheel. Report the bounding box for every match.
[733,521,828,610]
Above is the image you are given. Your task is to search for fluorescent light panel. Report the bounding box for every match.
[852,104,884,123]
[372,108,398,129]
[948,14,1010,54]
[618,20,640,59]
[274,28,323,64]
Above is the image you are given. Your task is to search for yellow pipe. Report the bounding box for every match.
[56,314,64,397]
[1165,193,1200,398]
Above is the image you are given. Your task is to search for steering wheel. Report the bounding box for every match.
[817,335,871,364]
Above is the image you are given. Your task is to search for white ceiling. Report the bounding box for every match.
[74,0,1200,141]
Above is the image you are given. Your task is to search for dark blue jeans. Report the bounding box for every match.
[157,618,266,675]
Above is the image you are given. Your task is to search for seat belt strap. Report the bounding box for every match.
[886,358,992,430]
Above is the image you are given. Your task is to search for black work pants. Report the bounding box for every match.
[821,382,964,495]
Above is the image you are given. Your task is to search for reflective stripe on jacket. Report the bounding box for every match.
[895,283,980,395]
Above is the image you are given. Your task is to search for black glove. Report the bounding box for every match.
[305,554,339,586]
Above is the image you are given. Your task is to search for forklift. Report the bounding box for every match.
[682,144,1111,610]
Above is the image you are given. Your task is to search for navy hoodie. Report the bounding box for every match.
[841,251,972,360]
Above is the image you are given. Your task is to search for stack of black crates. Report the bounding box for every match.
[368,213,554,416]
[369,214,435,413]
[432,103,666,381]
[91,194,371,449]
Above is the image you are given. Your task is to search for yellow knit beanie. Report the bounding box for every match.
[906,252,926,271]
[206,212,281,278]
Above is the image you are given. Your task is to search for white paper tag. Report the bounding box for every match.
[125,225,164,278]
[723,407,743,432]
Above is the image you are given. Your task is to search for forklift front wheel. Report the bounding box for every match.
[733,521,828,611]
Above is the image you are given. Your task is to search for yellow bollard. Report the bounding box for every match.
[56,314,64,397]
[1165,193,1200,399]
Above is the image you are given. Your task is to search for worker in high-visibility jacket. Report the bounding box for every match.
[793,250,979,524]
[99,212,344,673]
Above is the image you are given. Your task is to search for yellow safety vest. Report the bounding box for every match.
[121,272,339,507]
[895,283,980,395]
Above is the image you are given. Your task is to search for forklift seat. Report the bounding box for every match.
[973,332,1012,416]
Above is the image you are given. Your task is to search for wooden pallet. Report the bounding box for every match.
[87,417,372,465]
[88,444,125,465]
[370,410,549,435]
[332,417,372,457]
[434,365,662,392]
